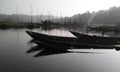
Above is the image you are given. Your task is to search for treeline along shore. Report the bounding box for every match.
[0,21,59,29]
[1,6,120,31]
[0,22,40,29]
[0,20,84,30]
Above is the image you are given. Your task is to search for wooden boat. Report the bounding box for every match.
[34,40,120,51]
[26,31,120,50]
[70,31,120,45]
[26,31,78,43]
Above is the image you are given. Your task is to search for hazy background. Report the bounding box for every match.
[0,0,120,17]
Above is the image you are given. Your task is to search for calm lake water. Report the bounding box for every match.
[1,29,120,72]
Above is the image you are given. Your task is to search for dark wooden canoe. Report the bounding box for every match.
[34,40,120,51]
[26,31,120,50]
[70,31,120,45]
[26,30,78,43]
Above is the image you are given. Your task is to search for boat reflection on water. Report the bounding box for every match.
[27,45,69,57]
[27,39,69,57]
[27,39,102,57]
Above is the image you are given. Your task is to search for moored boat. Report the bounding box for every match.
[34,40,120,51]
[26,30,78,43]
[70,31,120,45]
[26,31,120,51]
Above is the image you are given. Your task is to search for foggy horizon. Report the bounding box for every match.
[0,0,120,17]
[0,6,119,17]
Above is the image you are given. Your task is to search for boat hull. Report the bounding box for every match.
[26,31,78,43]
[26,31,120,50]
[70,31,120,45]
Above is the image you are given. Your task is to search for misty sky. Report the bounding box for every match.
[0,0,120,17]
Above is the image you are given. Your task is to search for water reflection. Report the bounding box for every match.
[27,43,69,57]
[27,39,36,44]
[27,39,103,57]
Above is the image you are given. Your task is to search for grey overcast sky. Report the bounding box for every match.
[0,0,120,17]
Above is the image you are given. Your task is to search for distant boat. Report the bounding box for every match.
[26,31,120,51]
[70,31,120,45]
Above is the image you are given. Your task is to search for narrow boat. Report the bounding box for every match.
[26,31,78,43]
[70,31,120,45]
[26,31,120,50]
[34,40,120,51]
